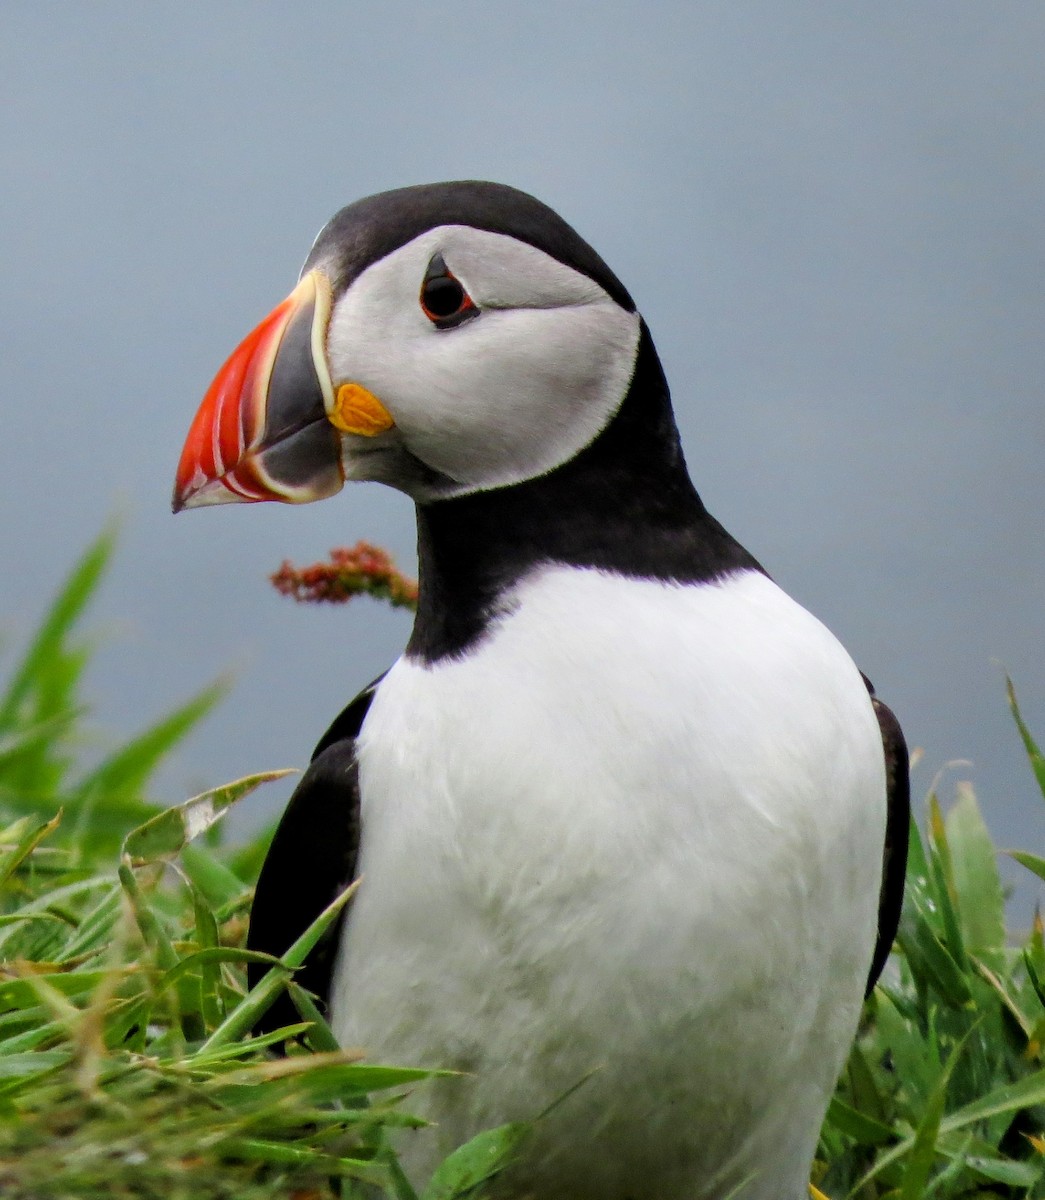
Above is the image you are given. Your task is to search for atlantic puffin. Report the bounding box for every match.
[173,181,908,1200]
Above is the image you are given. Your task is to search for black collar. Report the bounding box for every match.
[406,324,764,665]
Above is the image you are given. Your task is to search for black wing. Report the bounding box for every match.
[246,675,384,1036]
[862,680,910,996]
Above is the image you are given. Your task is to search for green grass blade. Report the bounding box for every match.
[420,1122,530,1200]
[902,809,939,937]
[189,882,223,1029]
[964,1154,1044,1186]
[180,841,251,907]
[187,1023,314,1063]
[1006,676,1045,801]
[198,879,359,1052]
[0,1020,67,1056]
[824,1096,896,1147]
[218,1137,386,1182]
[1025,911,1045,1009]
[0,811,62,891]
[155,947,281,998]
[0,970,127,1012]
[0,712,78,772]
[973,957,1037,1040]
[121,769,294,866]
[288,980,341,1053]
[897,917,973,1008]
[384,1150,423,1200]
[0,526,115,733]
[937,1065,1045,1130]
[75,678,231,812]
[898,1040,959,1199]
[846,1040,887,1125]
[118,863,178,973]
[925,794,968,971]
[57,886,122,961]
[1008,849,1045,883]
[945,783,1005,964]
[205,1057,436,1098]
[0,1049,71,1080]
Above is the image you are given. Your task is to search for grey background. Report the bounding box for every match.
[2,4,1042,911]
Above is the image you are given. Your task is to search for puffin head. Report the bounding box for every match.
[173,182,643,511]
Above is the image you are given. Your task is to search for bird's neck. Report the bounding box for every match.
[406,323,763,663]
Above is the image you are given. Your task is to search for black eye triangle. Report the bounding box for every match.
[424,253,450,283]
[420,253,477,326]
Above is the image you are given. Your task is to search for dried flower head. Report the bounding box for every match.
[271,541,418,610]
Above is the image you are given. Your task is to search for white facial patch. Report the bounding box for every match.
[322,226,641,496]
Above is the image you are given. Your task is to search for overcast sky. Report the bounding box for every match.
[2,3,1042,911]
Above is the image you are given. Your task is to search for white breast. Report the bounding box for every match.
[331,567,886,1200]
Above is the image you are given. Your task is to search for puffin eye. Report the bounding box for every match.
[420,254,477,327]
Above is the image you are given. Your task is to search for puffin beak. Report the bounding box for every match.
[173,270,394,512]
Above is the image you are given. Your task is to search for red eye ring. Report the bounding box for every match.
[419,255,477,327]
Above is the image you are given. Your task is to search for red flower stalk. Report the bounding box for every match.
[271,541,418,611]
